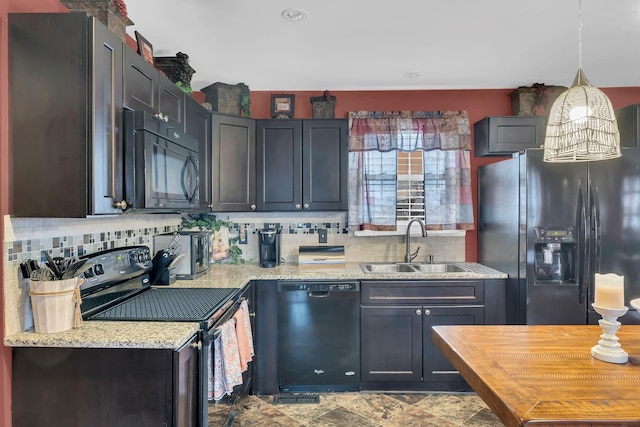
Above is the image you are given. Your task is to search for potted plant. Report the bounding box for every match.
[61,0,133,41]
[179,214,245,264]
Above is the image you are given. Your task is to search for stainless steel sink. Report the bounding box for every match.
[359,262,470,274]
[411,264,468,273]
[361,263,417,273]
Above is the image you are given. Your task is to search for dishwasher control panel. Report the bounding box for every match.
[278,281,359,292]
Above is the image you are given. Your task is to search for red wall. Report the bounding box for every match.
[246,88,640,262]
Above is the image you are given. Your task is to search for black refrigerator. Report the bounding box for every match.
[478,148,640,325]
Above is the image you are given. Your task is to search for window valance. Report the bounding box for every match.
[348,110,471,152]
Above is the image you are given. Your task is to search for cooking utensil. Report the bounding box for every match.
[60,260,93,280]
[41,251,61,279]
[168,253,185,269]
[30,266,56,281]
[166,232,181,252]
[19,262,31,279]
[52,256,66,270]
[57,256,79,272]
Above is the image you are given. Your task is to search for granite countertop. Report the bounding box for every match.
[181,261,506,289]
[4,262,506,349]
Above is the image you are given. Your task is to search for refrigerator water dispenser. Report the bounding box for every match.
[534,227,576,283]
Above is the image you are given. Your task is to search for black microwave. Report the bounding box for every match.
[123,110,200,212]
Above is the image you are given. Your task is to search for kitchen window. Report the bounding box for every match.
[397,150,425,226]
[348,111,474,234]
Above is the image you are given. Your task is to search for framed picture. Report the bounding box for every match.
[271,94,295,118]
[135,31,155,66]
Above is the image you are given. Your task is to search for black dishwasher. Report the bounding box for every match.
[277,281,360,392]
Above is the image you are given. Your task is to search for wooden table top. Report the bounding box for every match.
[432,325,640,427]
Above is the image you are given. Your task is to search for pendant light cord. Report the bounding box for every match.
[578,0,583,69]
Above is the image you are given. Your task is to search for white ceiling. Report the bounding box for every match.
[123,0,640,92]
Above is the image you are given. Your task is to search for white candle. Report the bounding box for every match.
[594,273,625,309]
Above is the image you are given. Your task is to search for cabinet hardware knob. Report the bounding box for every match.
[113,200,127,210]
[190,341,202,350]
[251,204,256,210]
[416,309,422,316]
[295,204,301,209]
[154,113,169,122]
[424,309,431,316]
[303,203,309,209]
[208,204,213,209]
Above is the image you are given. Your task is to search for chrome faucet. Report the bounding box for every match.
[404,218,427,263]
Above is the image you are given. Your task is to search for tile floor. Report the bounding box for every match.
[209,392,504,426]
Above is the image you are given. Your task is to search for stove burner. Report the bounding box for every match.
[89,288,238,321]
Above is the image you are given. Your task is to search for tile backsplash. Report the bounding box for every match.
[3,211,464,335]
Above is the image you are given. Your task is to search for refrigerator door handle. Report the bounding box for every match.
[590,182,601,276]
[576,181,589,304]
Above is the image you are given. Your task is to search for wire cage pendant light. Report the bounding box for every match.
[543,1,621,163]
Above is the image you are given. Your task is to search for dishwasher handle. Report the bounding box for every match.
[308,291,330,298]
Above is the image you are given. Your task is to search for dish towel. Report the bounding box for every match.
[233,300,254,371]
[211,318,243,401]
[241,299,255,357]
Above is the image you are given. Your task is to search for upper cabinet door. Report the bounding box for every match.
[255,119,348,211]
[473,116,546,157]
[123,48,185,128]
[256,120,303,211]
[123,47,158,114]
[158,77,185,128]
[303,120,348,210]
[91,19,126,215]
[211,113,256,212]
[9,13,125,217]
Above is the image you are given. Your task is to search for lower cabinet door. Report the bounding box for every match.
[175,334,199,427]
[422,306,485,383]
[360,306,422,382]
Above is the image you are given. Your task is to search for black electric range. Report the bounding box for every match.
[79,246,239,327]
[77,246,245,427]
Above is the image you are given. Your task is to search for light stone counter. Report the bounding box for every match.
[4,321,200,349]
[4,262,506,349]
[182,261,507,288]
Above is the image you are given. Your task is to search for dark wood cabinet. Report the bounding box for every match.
[185,97,212,210]
[422,305,484,383]
[256,119,348,211]
[124,47,185,128]
[615,104,640,148]
[360,279,502,391]
[12,334,199,427]
[474,116,546,157]
[9,13,126,217]
[211,113,256,211]
[253,280,279,395]
[361,305,423,382]
[256,119,302,211]
[302,120,349,210]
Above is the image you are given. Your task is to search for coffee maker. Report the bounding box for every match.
[259,228,281,268]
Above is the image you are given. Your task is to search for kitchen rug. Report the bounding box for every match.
[272,394,320,404]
